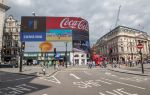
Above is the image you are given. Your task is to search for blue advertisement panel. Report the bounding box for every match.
[46,29,72,41]
[20,32,46,41]
[73,40,90,53]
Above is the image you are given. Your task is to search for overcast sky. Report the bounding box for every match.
[6,0,150,45]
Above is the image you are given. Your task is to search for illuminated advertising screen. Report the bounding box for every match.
[21,16,46,32]
[21,16,90,53]
[20,32,46,41]
[73,40,90,53]
[25,41,72,52]
[46,29,72,41]
[46,17,89,32]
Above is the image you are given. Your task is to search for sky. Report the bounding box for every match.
[6,0,150,46]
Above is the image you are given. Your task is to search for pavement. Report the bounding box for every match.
[1,64,150,77]
[0,65,66,77]
[107,64,150,76]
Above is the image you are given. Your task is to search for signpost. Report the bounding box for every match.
[137,43,144,74]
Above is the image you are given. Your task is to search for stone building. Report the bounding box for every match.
[95,26,150,62]
[1,15,20,64]
[0,0,9,62]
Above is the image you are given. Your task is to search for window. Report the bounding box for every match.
[81,54,84,57]
[121,47,124,52]
[74,54,79,57]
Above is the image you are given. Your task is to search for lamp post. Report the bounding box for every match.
[137,43,144,74]
[19,42,24,72]
[65,42,68,68]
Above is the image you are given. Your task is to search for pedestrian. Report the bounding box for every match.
[92,61,96,68]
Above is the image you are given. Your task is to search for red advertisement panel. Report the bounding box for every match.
[46,17,89,32]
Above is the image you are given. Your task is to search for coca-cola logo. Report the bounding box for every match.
[60,18,89,31]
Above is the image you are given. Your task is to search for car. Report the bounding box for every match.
[146,60,150,64]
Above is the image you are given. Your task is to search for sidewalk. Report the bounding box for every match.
[107,64,150,76]
[0,65,65,77]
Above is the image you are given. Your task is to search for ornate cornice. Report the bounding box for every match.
[0,3,10,11]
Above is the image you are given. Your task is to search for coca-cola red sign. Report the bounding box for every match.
[46,17,89,31]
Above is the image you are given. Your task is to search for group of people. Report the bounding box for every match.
[87,60,108,69]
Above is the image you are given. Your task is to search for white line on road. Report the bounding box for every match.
[39,76,61,84]
[101,78,146,90]
[96,80,112,84]
[70,73,81,80]
[105,72,117,77]
[42,94,48,95]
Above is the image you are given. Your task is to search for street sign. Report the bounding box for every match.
[137,43,143,49]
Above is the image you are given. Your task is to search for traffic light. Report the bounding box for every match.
[54,48,56,57]
[54,48,56,54]
[22,42,25,51]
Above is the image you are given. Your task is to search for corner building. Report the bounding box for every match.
[21,16,90,65]
[0,0,9,62]
[95,26,150,62]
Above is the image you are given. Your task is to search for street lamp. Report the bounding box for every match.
[65,42,68,68]
[32,11,36,16]
[19,42,25,72]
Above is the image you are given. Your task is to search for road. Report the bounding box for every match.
[0,67,150,95]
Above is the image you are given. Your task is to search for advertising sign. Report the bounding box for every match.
[20,32,46,41]
[21,16,46,32]
[25,41,72,52]
[73,40,90,53]
[46,17,89,32]
[72,30,89,40]
[46,29,72,41]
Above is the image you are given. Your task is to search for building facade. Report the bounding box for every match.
[1,15,20,64]
[95,26,150,62]
[0,0,9,62]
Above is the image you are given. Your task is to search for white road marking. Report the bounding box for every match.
[101,78,146,90]
[105,72,117,77]
[39,76,61,84]
[99,88,138,95]
[83,71,91,76]
[3,76,34,82]
[96,80,112,84]
[105,72,111,75]
[70,73,81,80]
[0,84,37,95]
[73,80,101,88]
[42,94,48,95]
[120,76,149,82]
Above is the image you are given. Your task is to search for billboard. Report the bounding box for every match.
[73,40,90,53]
[21,16,46,32]
[20,32,46,41]
[21,16,90,53]
[72,30,89,40]
[46,17,89,32]
[25,41,72,52]
[46,29,72,41]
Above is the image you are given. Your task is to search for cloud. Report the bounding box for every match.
[6,0,150,46]
[11,0,32,6]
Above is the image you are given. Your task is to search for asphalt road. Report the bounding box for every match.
[0,67,150,95]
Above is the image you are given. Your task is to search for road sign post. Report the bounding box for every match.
[137,43,144,74]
